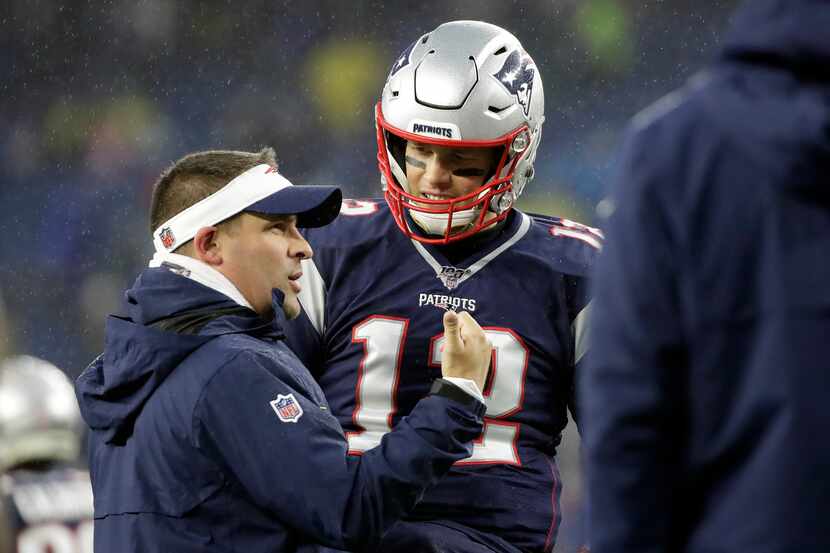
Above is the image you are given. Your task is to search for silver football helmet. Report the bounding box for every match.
[377,20,545,244]
[0,356,83,471]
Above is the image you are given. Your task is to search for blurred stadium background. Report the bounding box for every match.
[1,0,739,550]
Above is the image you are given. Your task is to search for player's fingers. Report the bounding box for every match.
[443,310,461,350]
[456,311,486,345]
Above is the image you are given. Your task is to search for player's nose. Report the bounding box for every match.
[424,157,452,187]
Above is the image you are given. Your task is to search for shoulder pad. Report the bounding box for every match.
[302,198,392,250]
[338,198,384,217]
[532,214,604,250]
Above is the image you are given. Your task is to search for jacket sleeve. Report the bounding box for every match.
[193,349,484,549]
[580,123,688,553]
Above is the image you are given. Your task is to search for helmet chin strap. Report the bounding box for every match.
[411,207,479,236]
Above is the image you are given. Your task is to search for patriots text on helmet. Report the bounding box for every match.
[412,123,454,138]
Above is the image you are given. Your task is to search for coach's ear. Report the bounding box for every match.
[192,226,223,266]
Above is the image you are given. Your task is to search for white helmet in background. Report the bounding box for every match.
[376,20,545,244]
[0,355,83,472]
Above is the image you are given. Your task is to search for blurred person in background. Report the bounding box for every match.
[0,355,93,553]
[74,148,493,553]
[581,0,830,552]
[285,20,600,553]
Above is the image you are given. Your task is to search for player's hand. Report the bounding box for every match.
[440,310,491,390]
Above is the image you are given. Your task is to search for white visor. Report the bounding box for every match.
[152,164,341,252]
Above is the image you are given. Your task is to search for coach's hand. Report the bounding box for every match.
[440,310,491,390]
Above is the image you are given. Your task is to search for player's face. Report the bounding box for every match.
[218,213,311,319]
[404,141,498,200]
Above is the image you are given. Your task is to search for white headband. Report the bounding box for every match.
[153,164,291,253]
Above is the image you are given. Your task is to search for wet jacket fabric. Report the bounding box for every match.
[581,1,830,552]
[75,266,484,553]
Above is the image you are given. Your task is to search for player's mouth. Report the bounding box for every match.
[420,193,455,200]
[413,192,457,210]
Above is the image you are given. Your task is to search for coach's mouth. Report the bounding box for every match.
[288,272,303,294]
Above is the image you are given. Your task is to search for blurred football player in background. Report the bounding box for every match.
[0,355,93,553]
[581,0,830,552]
[285,20,600,553]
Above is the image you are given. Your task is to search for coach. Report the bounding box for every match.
[75,148,491,552]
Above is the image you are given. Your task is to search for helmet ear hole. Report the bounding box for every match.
[387,133,407,172]
[484,145,507,184]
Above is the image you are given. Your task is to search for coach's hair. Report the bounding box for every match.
[149,147,278,235]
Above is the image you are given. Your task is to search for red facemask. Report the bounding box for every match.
[375,102,530,245]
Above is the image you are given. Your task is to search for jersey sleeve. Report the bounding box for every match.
[541,215,602,427]
[579,124,687,553]
[284,199,389,375]
[283,257,327,377]
[193,350,484,550]
[569,287,592,428]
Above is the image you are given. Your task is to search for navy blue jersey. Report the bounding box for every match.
[284,201,600,552]
[0,467,93,553]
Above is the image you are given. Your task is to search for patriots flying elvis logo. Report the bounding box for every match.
[493,50,536,117]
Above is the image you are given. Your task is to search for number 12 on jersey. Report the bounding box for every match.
[346,315,529,465]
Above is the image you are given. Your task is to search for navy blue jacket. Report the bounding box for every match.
[75,266,484,553]
[581,1,830,552]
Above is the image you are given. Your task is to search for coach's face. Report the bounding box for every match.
[218,213,311,319]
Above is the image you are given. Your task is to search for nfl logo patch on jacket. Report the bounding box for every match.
[270,393,303,423]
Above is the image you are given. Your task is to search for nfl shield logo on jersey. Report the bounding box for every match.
[437,266,469,290]
[270,393,303,423]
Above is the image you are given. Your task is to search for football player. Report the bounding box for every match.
[0,356,93,553]
[284,20,600,553]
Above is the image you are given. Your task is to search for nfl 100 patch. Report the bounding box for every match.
[437,265,470,290]
[270,393,304,423]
